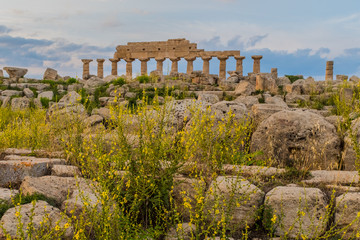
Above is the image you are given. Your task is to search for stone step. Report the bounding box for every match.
[0,158,66,187]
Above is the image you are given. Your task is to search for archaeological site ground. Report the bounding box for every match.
[1,38,360,239]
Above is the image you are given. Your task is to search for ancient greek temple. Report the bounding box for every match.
[81,38,263,80]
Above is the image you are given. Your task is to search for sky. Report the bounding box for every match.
[0,0,360,79]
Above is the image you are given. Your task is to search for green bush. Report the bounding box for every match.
[137,75,151,83]
[111,77,126,86]
[40,97,50,108]
[285,75,304,83]
[66,77,78,85]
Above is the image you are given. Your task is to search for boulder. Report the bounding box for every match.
[234,96,259,109]
[84,114,104,126]
[0,188,19,204]
[211,101,248,121]
[92,107,111,121]
[276,76,291,86]
[0,156,65,187]
[1,90,23,97]
[0,201,73,239]
[335,192,360,238]
[197,93,220,104]
[265,186,327,238]
[302,170,359,185]
[51,165,81,177]
[11,97,30,110]
[342,118,360,170]
[38,91,54,100]
[251,104,288,125]
[349,75,360,83]
[84,76,106,89]
[103,75,119,83]
[23,88,34,98]
[205,176,264,230]
[43,68,60,80]
[265,96,287,108]
[3,67,28,80]
[58,91,80,106]
[251,110,341,169]
[20,176,87,205]
[234,81,255,96]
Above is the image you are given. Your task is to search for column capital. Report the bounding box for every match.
[217,56,229,61]
[81,59,93,63]
[184,57,196,62]
[169,57,180,62]
[124,58,135,63]
[109,58,119,63]
[139,57,150,62]
[234,56,246,60]
[155,57,166,62]
[251,55,263,60]
[96,58,105,63]
[201,56,212,61]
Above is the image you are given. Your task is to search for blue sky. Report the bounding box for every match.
[0,0,360,79]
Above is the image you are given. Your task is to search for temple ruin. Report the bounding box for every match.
[81,38,251,80]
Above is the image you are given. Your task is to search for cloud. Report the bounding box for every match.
[0,25,12,34]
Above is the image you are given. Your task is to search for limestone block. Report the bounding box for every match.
[23,88,34,98]
[38,90,54,100]
[104,75,119,83]
[276,76,291,86]
[265,186,327,238]
[222,165,285,177]
[197,93,220,104]
[0,157,65,187]
[302,170,359,184]
[92,107,111,121]
[234,95,260,109]
[3,67,28,79]
[20,176,85,205]
[335,192,360,238]
[265,96,287,108]
[0,70,3,77]
[1,90,23,97]
[251,104,288,124]
[0,188,19,204]
[11,97,30,110]
[84,114,104,126]
[0,201,73,239]
[211,101,248,121]
[205,176,264,230]
[43,68,59,80]
[51,165,81,177]
[349,75,360,83]
[251,109,341,170]
[235,81,256,96]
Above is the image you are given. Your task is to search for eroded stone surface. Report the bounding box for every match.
[265,186,327,239]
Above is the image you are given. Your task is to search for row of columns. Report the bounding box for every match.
[82,55,264,80]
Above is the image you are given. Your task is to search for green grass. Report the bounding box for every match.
[285,75,304,83]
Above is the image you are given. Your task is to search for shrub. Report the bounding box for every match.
[40,97,50,108]
[285,75,304,83]
[111,77,126,86]
[137,75,151,83]
[66,77,78,85]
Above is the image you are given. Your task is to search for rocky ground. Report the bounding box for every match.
[1,66,360,239]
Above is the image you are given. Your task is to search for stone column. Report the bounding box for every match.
[81,59,93,79]
[271,68,278,79]
[109,58,119,76]
[252,55,263,74]
[185,57,196,75]
[326,61,334,81]
[140,58,150,76]
[124,58,134,80]
[155,58,165,74]
[218,56,229,80]
[201,56,212,75]
[170,57,180,74]
[256,74,265,91]
[96,59,105,78]
[234,56,245,76]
